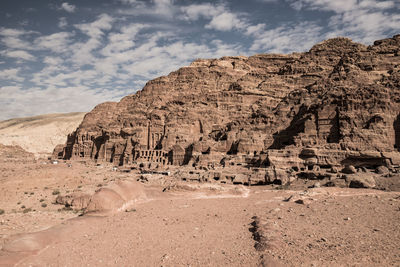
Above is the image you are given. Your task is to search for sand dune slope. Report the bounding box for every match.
[0,112,85,157]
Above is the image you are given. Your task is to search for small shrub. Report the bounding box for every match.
[30,192,34,195]
[23,208,32,213]
[97,184,102,187]
[77,185,82,189]
[52,190,60,195]
[125,208,136,212]
[21,205,26,209]
[41,203,47,208]
[17,201,21,205]
[58,206,72,212]
[39,199,45,202]
[24,192,28,194]
[0,209,5,215]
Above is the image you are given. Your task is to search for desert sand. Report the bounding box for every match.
[0,159,399,266]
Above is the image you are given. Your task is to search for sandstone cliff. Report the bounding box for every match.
[60,35,400,185]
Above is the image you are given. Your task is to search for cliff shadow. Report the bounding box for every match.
[394,114,400,151]
[268,106,310,149]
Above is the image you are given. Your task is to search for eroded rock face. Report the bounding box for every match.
[59,36,400,185]
[0,144,35,163]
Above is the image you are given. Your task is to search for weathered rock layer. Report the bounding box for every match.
[58,35,400,185]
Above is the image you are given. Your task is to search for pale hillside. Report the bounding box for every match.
[0,112,85,157]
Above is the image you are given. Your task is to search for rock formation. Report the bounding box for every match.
[58,35,400,185]
[0,143,35,163]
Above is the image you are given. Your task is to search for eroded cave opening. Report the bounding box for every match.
[393,114,400,151]
[327,107,341,143]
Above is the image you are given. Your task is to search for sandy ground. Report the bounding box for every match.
[0,161,399,266]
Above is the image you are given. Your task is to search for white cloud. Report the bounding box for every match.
[119,0,138,4]
[0,27,35,50]
[181,3,248,32]
[327,9,400,43]
[72,14,114,66]
[1,50,36,61]
[122,35,242,78]
[117,0,176,18]
[60,2,76,13]
[94,58,119,76]
[245,23,267,36]
[290,0,400,44]
[43,56,64,66]
[0,85,126,121]
[0,68,24,82]
[101,23,145,55]
[34,32,73,53]
[250,21,323,53]
[359,0,396,9]
[58,17,68,28]
[205,12,246,31]
[1,36,31,50]
[290,0,356,12]
[153,0,175,18]
[181,3,223,20]
[74,14,113,38]
[0,28,28,37]
[289,0,396,13]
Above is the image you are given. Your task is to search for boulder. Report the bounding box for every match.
[375,165,389,175]
[342,165,357,174]
[346,174,376,188]
[55,193,91,210]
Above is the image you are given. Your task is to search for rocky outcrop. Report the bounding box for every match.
[59,35,400,185]
[0,144,35,163]
[56,180,146,214]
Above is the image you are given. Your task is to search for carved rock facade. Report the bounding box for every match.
[59,36,400,185]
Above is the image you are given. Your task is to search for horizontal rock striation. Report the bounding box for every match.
[59,35,400,185]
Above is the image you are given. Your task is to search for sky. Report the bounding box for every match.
[0,0,399,120]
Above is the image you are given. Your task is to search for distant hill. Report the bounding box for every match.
[0,112,86,157]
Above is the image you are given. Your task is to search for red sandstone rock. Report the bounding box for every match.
[59,35,400,185]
